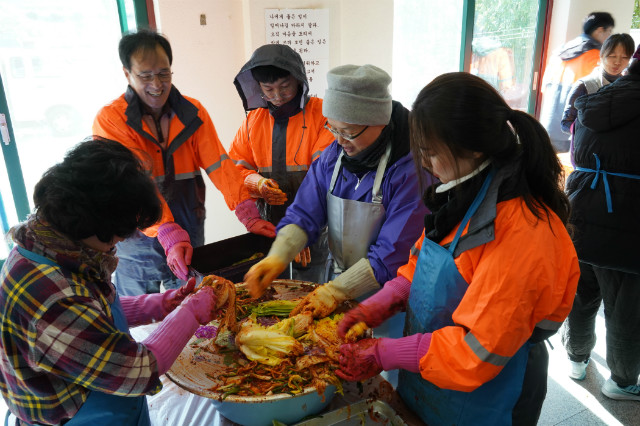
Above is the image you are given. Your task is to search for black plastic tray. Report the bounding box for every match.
[191,233,285,283]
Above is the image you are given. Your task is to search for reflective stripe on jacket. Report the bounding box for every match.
[93,86,249,237]
[398,198,579,391]
[229,97,333,224]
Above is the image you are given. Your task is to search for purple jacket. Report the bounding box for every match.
[278,141,431,284]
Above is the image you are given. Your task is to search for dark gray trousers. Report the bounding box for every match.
[562,261,640,387]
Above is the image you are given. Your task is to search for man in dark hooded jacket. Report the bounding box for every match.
[229,44,334,283]
[538,11,614,152]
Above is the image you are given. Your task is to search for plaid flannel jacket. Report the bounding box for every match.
[0,247,162,424]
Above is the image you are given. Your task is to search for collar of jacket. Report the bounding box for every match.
[424,157,526,256]
[559,34,601,61]
[123,85,203,150]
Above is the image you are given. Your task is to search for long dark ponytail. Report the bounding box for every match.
[410,72,570,224]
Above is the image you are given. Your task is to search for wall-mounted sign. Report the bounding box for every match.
[265,8,329,98]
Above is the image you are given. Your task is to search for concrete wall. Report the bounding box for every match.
[154,0,635,245]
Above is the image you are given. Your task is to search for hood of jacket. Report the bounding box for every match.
[575,74,640,132]
[558,34,601,61]
[234,44,309,111]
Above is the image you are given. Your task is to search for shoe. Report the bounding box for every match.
[568,359,589,380]
[601,378,640,401]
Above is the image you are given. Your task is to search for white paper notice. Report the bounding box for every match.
[265,9,329,98]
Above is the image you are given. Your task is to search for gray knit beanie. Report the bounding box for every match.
[323,64,392,126]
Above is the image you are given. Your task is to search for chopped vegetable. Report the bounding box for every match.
[250,300,299,317]
[236,316,303,366]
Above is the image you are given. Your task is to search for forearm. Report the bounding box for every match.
[120,295,165,327]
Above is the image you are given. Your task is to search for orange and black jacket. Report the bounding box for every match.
[93,86,250,239]
[230,44,334,225]
[397,164,580,392]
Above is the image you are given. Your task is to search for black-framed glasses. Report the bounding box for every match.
[324,121,369,141]
[136,70,173,83]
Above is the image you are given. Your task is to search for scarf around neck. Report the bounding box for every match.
[11,216,118,300]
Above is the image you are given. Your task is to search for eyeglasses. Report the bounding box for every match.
[324,121,369,141]
[135,70,173,83]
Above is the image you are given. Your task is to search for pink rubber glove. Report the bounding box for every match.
[143,286,217,375]
[157,222,193,280]
[337,334,432,381]
[161,277,196,315]
[120,279,196,327]
[235,199,276,238]
[338,275,411,339]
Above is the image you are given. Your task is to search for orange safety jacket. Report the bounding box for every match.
[93,86,250,238]
[228,96,334,224]
[398,198,580,391]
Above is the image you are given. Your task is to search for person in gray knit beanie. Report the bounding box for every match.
[323,64,392,126]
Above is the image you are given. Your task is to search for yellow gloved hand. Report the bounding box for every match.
[289,282,346,318]
[245,174,287,205]
[244,255,288,298]
[293,247,311,267]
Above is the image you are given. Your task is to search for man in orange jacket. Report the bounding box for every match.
[539,11,614,152]
[229,44,334,282]
[93,30,275,296]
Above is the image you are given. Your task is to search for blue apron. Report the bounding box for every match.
[7,247,151,426]
[397,169,530,425]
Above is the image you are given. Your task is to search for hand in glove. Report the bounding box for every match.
[290,258,380,319]
[235,199,276,238]
[245,174,287,205]
[337,334,431,381]
[244,255,288,298]
[181,286,218,324]
[161,277,196,315]
[338,275,411,339]
[157,222,193,280]
[294,247,311,267]
[142,286,218,375]
[244,224,309,298]
[336,338,383,381]
[290,282,346,318]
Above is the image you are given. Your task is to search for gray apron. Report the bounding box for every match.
[326,143,391,276]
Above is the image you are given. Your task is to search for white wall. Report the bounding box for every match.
[154,0,636,245]
[547,0,635,54]
[155,0,394,244]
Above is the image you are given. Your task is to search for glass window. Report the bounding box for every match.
[0,0,124,210]
[470,0,540,110]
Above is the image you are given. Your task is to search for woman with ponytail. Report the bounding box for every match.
[336,72,580,425]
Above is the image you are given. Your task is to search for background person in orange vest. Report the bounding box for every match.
[336,73,579,425]
[93,30,275,296]
[229,44,334,283]
[539,11,614,153]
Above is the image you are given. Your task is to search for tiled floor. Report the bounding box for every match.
[539,305,639,425]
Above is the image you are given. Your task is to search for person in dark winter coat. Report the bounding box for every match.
[539,11,614,152]
[562,44,640,401]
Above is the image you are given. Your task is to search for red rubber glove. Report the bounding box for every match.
[245,174,287,205]
[338,275,411,339]
[294,247,311,267]
[235,199,276,238]
[337,335,431,381]
[161,277,196,315]
[157,222,192,280]
[336,338,383,381]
